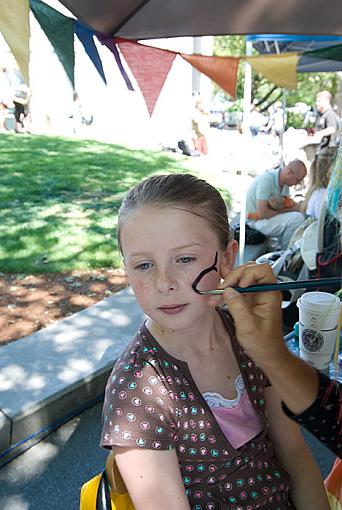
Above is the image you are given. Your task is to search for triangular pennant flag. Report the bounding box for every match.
[246,53,299,90]
[30,0,75,87]
[304,44,342,62]
[116,39,177,116]
[181,54,239,99]
[0,0,30,84]
[96,34,134,91]
[75,22,106,84]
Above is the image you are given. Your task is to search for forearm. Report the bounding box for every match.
[257,206,284,219]
[257,204,301,218]
[282,445,330,510]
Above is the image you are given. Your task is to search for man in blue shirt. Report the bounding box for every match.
[246,159,307,249]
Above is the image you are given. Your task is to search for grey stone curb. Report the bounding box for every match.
[0,410,11,454]
[0,287,144,466]
[0,365,111,467]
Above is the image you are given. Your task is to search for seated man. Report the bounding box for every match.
[246,159,307,249]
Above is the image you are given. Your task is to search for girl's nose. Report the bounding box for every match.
[155,269,177,294]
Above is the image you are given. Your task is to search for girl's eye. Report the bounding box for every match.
[134,262,153,271]
[177,256,196,264]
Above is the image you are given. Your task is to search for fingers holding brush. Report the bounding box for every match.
[209,263,285,362]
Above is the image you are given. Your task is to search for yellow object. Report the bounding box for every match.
[0,0,30,84]
[247,212,261,220]
[283,197,295,208]
[246,53,299,90]
[80,472,135,510]
[325,458,342,510]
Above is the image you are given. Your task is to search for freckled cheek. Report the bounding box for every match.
[128,274,155,301]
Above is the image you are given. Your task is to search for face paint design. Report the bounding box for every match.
[191,252,224,295]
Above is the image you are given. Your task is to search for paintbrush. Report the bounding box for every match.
[192,277,342,296]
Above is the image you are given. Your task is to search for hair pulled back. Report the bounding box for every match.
[118,173,232,252]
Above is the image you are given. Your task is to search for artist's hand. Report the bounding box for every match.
[208,263,288,364]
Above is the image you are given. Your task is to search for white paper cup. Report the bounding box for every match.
[297,291,341,370]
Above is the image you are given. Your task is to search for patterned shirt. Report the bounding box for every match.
[101,308,294,509]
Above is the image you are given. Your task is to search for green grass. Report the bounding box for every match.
[0,134,231,274]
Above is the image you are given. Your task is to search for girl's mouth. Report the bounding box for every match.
[158,304,188,314]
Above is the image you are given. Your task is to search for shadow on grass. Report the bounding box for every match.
[0,134,185,273]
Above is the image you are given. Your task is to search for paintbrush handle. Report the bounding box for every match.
[202,277,342,295]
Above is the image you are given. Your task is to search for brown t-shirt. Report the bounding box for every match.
[101,308,293,509]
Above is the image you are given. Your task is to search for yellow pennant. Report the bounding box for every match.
[246,53,299,90]
[0,0,30,84]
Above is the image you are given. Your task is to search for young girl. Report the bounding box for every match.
[100,173,329,509]
[303,155,333,220]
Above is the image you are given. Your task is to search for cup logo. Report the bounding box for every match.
[302,329,324,352]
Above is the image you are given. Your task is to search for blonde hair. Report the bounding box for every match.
[117,173,232,253]
[303,156,333,210]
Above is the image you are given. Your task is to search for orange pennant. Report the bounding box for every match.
[181,54,239,99]
[116,39,177,116]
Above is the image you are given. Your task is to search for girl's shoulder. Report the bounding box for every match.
[111,325,159,374]
[101,326,182,451]
[107,323,183,392]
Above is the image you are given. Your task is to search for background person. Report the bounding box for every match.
[246,159,307,249]
[302,155,333,220]
[100,173,329,510]
[13,83,31,133]
[249,103,267,137]
[191,97,210,155]
[314,90,341,168]
[266,100,286,139]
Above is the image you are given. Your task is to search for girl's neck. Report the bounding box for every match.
[146,308,226,360]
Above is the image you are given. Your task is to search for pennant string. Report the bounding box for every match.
[96,33,134,91]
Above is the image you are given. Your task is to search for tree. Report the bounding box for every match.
[213,35,340,119]
[213,35,282,109]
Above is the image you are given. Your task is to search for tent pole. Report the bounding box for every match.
[280,88,287,164]
[192,37,201,94]
[239,39,253,265]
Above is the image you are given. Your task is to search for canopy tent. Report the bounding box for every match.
[247,34,342,72]
[58,0,342,38]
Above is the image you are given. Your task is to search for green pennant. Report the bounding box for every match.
[30,0,75,87]
[304,44,342,62]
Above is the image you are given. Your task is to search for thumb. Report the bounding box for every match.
[222,288,254,336]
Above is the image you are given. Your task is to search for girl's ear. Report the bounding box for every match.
[220,240,238,278]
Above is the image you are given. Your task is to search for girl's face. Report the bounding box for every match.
[120,205,237,333]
